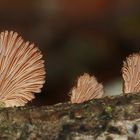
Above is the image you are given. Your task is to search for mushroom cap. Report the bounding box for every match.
[122,53,140,93]
[0,31,46,107]
[70,73,104,104]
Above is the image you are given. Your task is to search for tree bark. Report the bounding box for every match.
[0,93,140,140]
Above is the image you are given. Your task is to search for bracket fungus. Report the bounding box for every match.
[0,31,46,107]
[70,73,104,104]
[122,53,140,93]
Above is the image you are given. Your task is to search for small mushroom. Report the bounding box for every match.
[70,73,104,104]
[122,53,140,93]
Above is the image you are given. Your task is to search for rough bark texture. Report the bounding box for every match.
[0,93,140,140]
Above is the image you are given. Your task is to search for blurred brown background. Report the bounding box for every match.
[1,0,140,105]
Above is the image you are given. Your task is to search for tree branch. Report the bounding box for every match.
[0,93,140,139]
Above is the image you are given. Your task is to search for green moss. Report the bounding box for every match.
[102,103,113,114]
[89,100,98,105]
[0,122,13,137]
[105,106,113,115]
[99,103,114,120]
[0,101,6,108]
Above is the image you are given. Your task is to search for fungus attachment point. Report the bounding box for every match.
[122,53,140,93]
[0,31,46,107]
[70,73,104,104]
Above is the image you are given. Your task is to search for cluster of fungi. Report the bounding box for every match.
[0,31,139,107]
[71,53,140,103]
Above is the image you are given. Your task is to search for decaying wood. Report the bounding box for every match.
[0,93,140,140]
